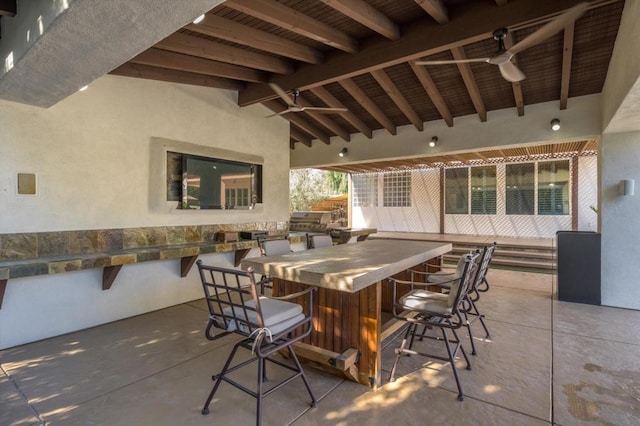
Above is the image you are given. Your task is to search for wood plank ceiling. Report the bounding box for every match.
[110,0,623,167]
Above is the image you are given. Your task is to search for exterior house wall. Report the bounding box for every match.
[0,75,289,348]
[600,131,640,310]
[352,157,597,239]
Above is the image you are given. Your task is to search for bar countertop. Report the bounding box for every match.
[241,239,452,293]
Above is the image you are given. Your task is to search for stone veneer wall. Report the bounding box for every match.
[0,222,286,262]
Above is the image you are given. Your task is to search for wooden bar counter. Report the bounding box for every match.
[241,239,451,387]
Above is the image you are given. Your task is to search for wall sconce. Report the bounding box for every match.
[429,136,438,147]
[338,148,348,157]
[620,179,634,196]
[550,118,561,131]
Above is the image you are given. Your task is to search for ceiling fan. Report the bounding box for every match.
[266,83,347,117]
[414,2,589,83]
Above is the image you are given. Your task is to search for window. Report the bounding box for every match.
[167,151,262,209]
[471,165,496,214]
[383,172,411,207]
[506,163,535,215]
[352,174,378,207]
[538,160,570,215]
[445,168,469,214]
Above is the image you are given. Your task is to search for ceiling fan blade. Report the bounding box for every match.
[268,83,295,107]
[415,58,490,66]
[302,106,348,114]
[265,109,292,118]
[498,61,526,82]
[508,2,589,56]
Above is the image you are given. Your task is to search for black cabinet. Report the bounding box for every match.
[556,231,601,305]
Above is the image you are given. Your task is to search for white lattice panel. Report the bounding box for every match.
[578,156,598,231]
[353,156,594,238]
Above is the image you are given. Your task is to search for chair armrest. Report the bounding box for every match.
[407,268,456,278]
[268,285,317,301]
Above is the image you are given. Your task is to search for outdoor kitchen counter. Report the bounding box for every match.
[241,239,449,293]
[241,239,451,387]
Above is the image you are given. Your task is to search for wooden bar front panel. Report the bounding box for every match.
[274,278,382,386]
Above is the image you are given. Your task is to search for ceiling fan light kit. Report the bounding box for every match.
[413,2,588,83]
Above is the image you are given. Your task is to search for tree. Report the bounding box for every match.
[289,169,328,213]
[327,171,348,194]
[289,169,349,213]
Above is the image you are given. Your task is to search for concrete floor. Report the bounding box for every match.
[2,269,639,425]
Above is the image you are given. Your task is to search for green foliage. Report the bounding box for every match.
[289,169,348,213]
[327,171,349,194]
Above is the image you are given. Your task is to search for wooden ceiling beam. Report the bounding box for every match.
[130,48,267,83]
[185,14,324,64]
[309,86,373,138]
[503,33,525,116]
[109,63,245,91]
[238,0,586,106]
[155,32,294,74]
[296,94,351,142]
[451,46,487,122]
[263,100,331,144]
[474,151,489,161]
[0,0,16,16]
[560,22,575,110]
[225,0,358,53]
[339,78,396,135]
[371,69,423,131]
[290,127,313,147]
[450,154,469,164]
[409,62,453,127]
[320,0,400,40]
[414,0,449,24]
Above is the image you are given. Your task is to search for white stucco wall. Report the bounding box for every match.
[600,132,640,310]
[601,0,640,134]
[0,75,290,348]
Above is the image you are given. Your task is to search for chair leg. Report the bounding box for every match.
[462,306,478,356]
[441,328,465,401]
[451,328,472,371]
[469,298,491,339]
[202,341,242,415]
[256,357,264,426]
[288,346,317,407]
[389,323,414,382]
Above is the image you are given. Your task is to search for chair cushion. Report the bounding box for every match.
[263,239,291,256]
[425,271,456,285]
[400,289,452,316]
[223,297,304,336]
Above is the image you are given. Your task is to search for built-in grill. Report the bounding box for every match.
[289,211,377,245]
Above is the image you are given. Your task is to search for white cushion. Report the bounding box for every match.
[223,297,304,336]
[263,239,291,256]
[400,289,452,316]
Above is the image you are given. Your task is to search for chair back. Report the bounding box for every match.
[197,261,265,339]
[262,238,291,256]
[447,253,479,310]
[310,235,333,249]
[473,243,496,291]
